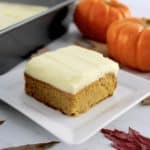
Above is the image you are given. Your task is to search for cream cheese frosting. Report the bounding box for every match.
[0,2,47,30]
[25,45,119,94]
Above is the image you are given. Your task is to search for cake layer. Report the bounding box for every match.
[25,45,119,94]
[25,73,117,116]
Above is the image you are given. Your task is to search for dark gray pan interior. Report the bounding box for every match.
[0,0,74,74]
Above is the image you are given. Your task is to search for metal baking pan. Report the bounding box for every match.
[0,0,74,75]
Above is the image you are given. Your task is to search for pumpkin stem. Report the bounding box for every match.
[143,18,150,27]
[145,19,150,25]
[104,0,111,4]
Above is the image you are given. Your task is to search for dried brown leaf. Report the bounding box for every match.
[0,120,5,125]
[3,141,59,150]
[87,40,108,56]
[75,39,108,56]
[141,97,150,105]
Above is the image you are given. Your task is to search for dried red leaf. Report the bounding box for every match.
[129,128,150,148]
[101,128,150,150]
[101,128,134,143]
[112,141,141,150]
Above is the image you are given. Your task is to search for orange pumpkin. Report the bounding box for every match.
[74,0,131,43]
[107,18,150,72]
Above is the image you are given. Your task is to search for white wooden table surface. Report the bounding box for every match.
[0,0,150,149]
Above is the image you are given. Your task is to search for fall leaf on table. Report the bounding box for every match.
[75,38,108,56]
[87,40,108,56]
[3,141,59,150]
[142,96,150,105]
[0,120,5,125]
[101,128,150,150]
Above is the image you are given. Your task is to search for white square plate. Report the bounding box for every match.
[0,63,150,145]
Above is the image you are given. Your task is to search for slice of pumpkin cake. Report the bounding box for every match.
[24,45,119,116]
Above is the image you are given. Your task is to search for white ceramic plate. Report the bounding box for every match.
[0,63,150,145]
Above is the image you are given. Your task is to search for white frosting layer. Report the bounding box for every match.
[25,46,119,94]
[0,2,47,30]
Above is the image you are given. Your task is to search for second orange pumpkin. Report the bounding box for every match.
[107,18,150,72]
[74,0,131,43]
